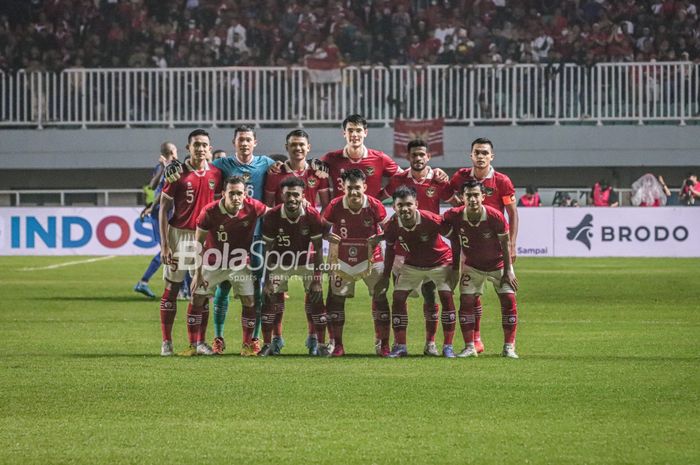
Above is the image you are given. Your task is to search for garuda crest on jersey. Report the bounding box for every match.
[365,167,375,176]
[426,187,436,198]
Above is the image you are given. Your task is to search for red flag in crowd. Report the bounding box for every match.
[393,118,444,158]
[305,46,342,84]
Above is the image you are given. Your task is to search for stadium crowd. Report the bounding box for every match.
[1,0,698,72]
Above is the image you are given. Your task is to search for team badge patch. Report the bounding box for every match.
[242,172,251,182]
[366,167,375,176]
[209,179,216,190]
[426,187,436,198]
[363,218,373,227]
[242,221,249,227]
[348,247,358,258]
[419,233,429,242]
[307,177,317,187]
[484,186,494,196]
[482,232,492,239]
[301,227,309,236]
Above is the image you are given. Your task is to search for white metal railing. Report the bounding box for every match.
[2,63,699,127]
[0,189,143,206]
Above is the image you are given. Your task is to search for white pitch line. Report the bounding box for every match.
[21,255,116,271]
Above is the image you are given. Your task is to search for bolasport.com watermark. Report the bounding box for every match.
[171,240,339,273]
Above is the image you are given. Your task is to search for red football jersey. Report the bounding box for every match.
[383,168,452,214]
[322,195,387,262]
[161,162,222,231]
[383,210,452,268]
[197,197,268,266]
[262,204,327,267]
[449,166,515,214]
[443,205,509,272]
[320,147,400,198]
[263,162,330,207]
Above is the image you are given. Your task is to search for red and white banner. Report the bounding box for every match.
[305,47,342,84]
[393,118,444,158]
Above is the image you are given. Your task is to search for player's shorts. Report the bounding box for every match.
[163,226,196,283]
[394,264,453,293]
[194,266,256,297]
[329,262,384,298]
[459,265,515,295]
[267,265,316,293]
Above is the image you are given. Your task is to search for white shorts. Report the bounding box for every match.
[267,266,316,293]
[194,266,256,297]
[459,265,515,295]
[329,262,384,298]
[163,226,196,283]
[395,264,453,293]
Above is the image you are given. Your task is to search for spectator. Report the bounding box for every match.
[518,186,542,207]
[591,179,619,207]
[679,173,700,205]
[630,173,670,206]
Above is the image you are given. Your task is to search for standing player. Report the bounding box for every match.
[443,180,519,359]
[191,176,269,356]
[374,186,458,358]
[264,129,331,209]
[260,177,330,356]
[322,169,389,356]
[264,129,331,351]
[320,114,401,199]
[158,129,222,356]
[448,137,518,353]
[381,139,453,355]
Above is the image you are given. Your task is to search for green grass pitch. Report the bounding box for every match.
[0,256,698,465]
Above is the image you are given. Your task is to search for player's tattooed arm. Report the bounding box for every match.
[164,159,184,183]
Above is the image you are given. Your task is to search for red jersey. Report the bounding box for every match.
[161,161,222,231]
[322,195,387,262]
[443,205,509,272]
[449,166,515,214]
[196,197,268,266]
[261,204,327,267]
[263,162,330,207]
[383,168,452,214]
[321,147,400,198]
[383,210,452,268]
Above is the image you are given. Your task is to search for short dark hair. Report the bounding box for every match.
[187,129,210,143]
[407,139,428,152]
[470,137,493,151]
[212,149,226,157]
[269,153,288,163]
[461,179,485,194]
[342,114,368,130]
[234,124,256,139]
[226,175,246,187]
[526,185,537,195]
[286,129,310,143]
[341,168,366,184]
[392,185,417,202]
[281,177,306,191]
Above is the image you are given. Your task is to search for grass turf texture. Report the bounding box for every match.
[0,256,698,465]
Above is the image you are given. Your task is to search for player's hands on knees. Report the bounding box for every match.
[374,275,390,297]
[191,271,208,295]
[501,270,518,292]
[433,168,449,183]
[164,159,184,183]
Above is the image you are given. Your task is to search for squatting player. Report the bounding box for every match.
[443,180,519,359]
[191,176,269,356]
[322,168,389,357]
[158,129,222,356]
[260,177,330,356]
[448,137,518,353]
[380,139,453,355]
[374,186,458,358]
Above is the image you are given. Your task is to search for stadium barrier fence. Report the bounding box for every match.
[1,62,698,128]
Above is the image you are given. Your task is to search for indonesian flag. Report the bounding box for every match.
[393,118,444,158]
[305,46,342,84]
